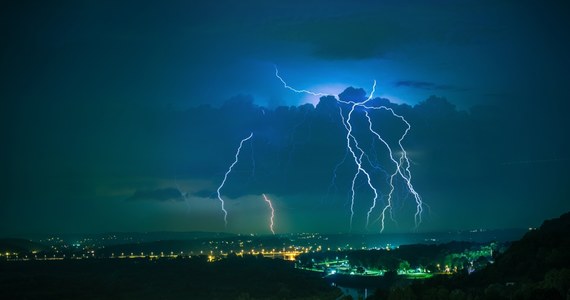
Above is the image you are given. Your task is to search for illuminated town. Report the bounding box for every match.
[1,230,516,278]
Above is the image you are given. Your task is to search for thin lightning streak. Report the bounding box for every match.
[175,179,191,210]
[364,111,398,231]
[396,116,424,228]
[274,66,329,97]
[324,139,349,202]
[274,66,424,232]
[262,194,276,235]
[216,132,254,227]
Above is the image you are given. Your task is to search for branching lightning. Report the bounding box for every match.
[324,140,348,202]
[275,66,425,232]
[262,194,276,235]
[216,132,254,227]
[337,90,379,231]
[363,105,424,229]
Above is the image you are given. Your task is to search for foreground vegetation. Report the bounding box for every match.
[0,255,340,300]
[369,212,570,300]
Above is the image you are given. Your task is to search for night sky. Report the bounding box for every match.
[1,0,569,235]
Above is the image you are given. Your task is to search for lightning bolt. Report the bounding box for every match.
[262,194,276,235]
[337,88,380,231]
[323,143,348,202]
[275,66,328,97]
[363,105,424,229]
[216,132,254,227]
[275,66,424,232]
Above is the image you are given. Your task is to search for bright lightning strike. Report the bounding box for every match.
[337,90,379,231]
[363,105,424,229]
[216,132,254,227]
[275,66,425,232]
[262,194,276,235]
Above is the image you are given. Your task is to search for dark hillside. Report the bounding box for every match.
[372,211,570,300]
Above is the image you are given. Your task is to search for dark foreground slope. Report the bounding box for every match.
[0,255,340,300]
[372,211,570,300]
[476,211,570,282]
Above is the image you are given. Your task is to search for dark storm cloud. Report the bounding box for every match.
[127,188,183,202]
[179,91,489,203]
[180,97,349,198]
[165,90,568,231]
[193,189,215,198]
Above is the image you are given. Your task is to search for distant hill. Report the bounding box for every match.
[104,231,237,241]
[0,239,48,254]
[98,235,290,256]
[18,231,237,243]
